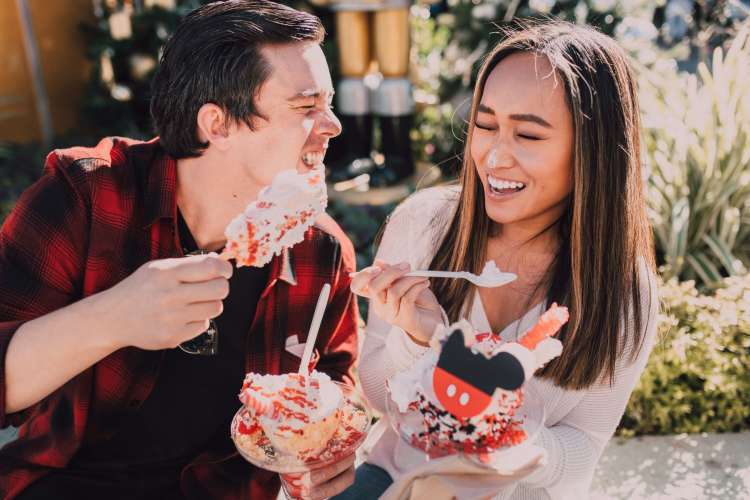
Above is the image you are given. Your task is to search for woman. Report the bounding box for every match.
[340,19,658,499]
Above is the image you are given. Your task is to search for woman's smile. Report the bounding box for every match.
[486,174,528,199]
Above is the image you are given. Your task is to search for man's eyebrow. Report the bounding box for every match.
[477,104,552,128]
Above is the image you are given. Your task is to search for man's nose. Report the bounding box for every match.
[316,108,342,139]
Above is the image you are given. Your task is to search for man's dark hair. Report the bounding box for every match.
[150,0,325,159]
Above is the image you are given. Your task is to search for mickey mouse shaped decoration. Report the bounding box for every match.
[433,329,524,420]
[387,303,569,457]
[432,303,569,421]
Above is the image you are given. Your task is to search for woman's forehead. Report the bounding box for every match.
[481,52,566,115]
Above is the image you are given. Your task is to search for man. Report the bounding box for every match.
[0,2,358,499]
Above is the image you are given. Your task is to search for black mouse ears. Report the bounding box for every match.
[437,328,526,395]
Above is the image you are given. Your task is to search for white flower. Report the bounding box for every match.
[591,0,617,12]
[615,16,658,48]
[529,0,556,14]
[471,4,496,19]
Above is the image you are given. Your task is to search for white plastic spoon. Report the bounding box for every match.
[298,283,331,375]
[406,260,516,288]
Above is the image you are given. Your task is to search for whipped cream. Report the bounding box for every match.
[222,166,327,267]
[239,371,342,434]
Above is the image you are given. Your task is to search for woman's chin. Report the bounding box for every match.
[482,195,523,225]
[483,207,521,226]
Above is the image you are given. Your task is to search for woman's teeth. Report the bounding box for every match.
[487,176,526,193]
[302,152,323,166]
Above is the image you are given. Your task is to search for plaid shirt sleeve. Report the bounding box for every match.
[308,213,358,385]
[315,241,358,385]
[0,159,89,428]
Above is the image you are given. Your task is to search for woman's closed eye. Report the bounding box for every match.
[474,122,496,131]
[475,123,543,141]
[518,133,542,141]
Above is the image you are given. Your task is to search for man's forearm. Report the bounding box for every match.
[4,292,119,415]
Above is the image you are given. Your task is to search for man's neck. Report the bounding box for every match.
[175,154,263,251]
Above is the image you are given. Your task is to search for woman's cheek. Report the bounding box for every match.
[470,133,491,169]
[514,147,539,167]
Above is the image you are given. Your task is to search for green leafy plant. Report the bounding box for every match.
[619,274,750,436]
[641,24,750,287]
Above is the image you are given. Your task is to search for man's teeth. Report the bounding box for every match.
[488,176,526,190]
[302,152,323,166]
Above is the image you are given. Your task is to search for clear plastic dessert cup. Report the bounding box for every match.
[385,383,545,466]
[231,382,371,499]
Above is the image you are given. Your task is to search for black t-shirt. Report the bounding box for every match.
[68,211,269,474]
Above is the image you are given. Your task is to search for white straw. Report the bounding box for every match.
[299,283,331,375]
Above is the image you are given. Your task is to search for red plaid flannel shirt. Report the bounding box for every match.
[0,137,359,499]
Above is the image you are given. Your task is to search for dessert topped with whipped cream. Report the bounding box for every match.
[221,166,327,268]
[237,371,343,459]
[388,304,569,457]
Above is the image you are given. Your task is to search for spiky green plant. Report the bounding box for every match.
[640,23,750,287]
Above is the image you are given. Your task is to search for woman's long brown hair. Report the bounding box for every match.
[428,20,655,390]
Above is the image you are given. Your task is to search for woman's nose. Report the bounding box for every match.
[486,146,514,169]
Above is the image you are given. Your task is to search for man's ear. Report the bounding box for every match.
[196,103,231,151]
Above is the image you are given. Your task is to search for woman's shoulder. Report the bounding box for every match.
[618,255,660,371]
[377,185,460,265]
[390,184,461,227]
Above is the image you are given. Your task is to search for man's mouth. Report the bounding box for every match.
[301,152,324,166]
[301,143,328,167]
[487,175,527,196]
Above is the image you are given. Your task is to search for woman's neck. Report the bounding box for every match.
[487,222,560,266]
[485,222,560,303]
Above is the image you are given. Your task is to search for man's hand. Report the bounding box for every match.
[280,453,356,500]
[5,253,233,414]
[350,260,444,345]
[93,253,233,351]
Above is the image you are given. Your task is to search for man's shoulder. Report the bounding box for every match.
[43,137,160,187]
[297,213,356,273]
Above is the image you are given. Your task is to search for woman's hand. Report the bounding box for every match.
[350,260,444,345]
